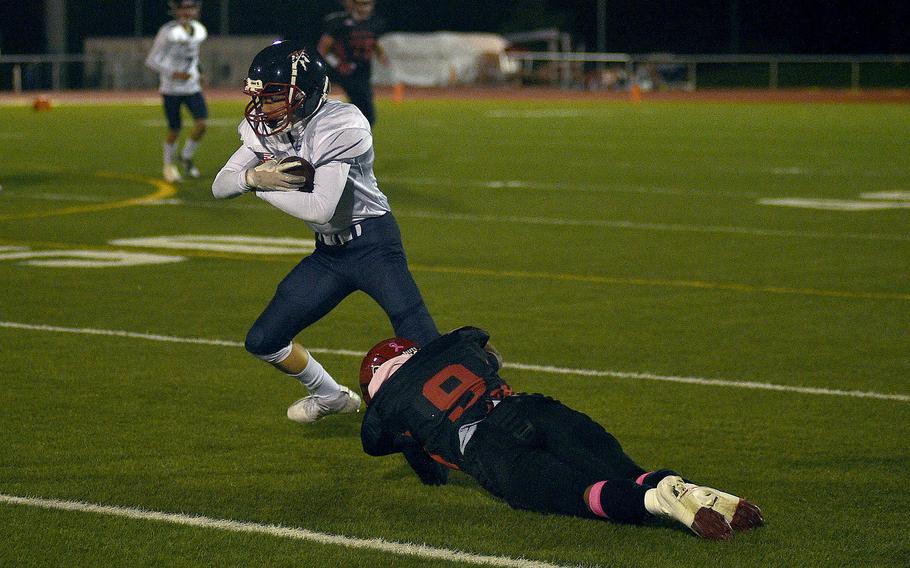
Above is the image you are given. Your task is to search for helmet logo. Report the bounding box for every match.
[290,50,310,71]
[245,78,263,93]
[388,342,406,352]
[289,50,311,87]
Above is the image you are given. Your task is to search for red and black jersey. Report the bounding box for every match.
[323,11,386,69]
[361,326,511,470]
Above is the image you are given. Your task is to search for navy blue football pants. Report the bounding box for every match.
[244,213,439,356]
[162,92,208,131]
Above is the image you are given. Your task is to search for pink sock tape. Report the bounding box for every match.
[588,481,609,518]
[635,471,653,486]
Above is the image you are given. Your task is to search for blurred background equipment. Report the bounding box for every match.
[1,1,909,92]
[372,32,515,87]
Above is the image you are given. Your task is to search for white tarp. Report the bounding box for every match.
[373,32,510,86]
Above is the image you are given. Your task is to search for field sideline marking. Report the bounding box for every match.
[0,494,573,568]
[398,209,910,242]
[1,321,906,403]
[408,265,910,302]
[0,172,175,222]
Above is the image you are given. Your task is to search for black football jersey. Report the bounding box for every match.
[361,327,510,469]
[323,11,386,67]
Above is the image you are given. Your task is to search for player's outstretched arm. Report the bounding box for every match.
[394,434,448,486]
[362,414,398,457]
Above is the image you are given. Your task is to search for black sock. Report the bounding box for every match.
[589,480,650,524]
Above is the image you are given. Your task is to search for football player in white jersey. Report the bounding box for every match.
[212,41,439,424]
[145,0,208,183]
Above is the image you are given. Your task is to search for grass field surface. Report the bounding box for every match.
[1,96,908,567]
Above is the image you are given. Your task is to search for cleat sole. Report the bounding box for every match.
[691,507,734,540]
[731,499,764,531]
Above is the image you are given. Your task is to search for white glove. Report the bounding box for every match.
[244,159,310,192]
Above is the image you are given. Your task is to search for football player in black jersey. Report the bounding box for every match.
[360,327,764,540]
[318,0,389,125]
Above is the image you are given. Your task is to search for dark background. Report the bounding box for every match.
[2,0,909,55]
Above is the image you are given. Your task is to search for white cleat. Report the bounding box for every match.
[181,158,200,179]
[287,385,362,424]
[653,475,733,540]
[163,163,183,183]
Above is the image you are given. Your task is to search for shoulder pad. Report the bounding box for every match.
[237,119,270,154]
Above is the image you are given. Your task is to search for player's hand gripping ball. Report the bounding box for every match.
[278,156,316,192]
[245,157,316,192]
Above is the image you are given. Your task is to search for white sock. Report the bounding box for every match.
[292,353,342,399]
[163,141,178,165]
[181,139,199,160]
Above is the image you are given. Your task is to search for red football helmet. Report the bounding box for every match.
[359,337,418,405]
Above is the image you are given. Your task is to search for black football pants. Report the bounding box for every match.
[462,394,648,520]
[331,71,377,125]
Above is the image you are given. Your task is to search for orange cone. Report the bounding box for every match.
[32,96,53,111]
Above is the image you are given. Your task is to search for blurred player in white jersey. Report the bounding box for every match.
[145,0,208,183]
[212,41,439,424]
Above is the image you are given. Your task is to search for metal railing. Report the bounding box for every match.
[0,35,275,92]
[0,53,165,92]
[3,51,910,92]
[506,52,910,90]
[0,54,90,91]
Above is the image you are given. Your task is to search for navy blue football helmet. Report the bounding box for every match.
[243,41,330,137]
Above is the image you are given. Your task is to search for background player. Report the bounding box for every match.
[360,327,764,540]
[212,41,438,424]
[318,0,389,125]
[145,0,208,183]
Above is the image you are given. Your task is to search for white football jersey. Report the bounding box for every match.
[145,20,208,95]
[214,100,390,235]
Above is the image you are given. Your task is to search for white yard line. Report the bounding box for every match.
[381,175,760,198]
[0,494,573,568]
[1,321,906,403]
[398,209,910,242]
[505,362,909,402]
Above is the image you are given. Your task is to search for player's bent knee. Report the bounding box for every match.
[245,335,293,365]
[244,325,291,361]
[244,327,267,356]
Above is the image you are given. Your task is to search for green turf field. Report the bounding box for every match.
[1,97,908,567]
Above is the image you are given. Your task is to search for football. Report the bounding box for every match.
[278,156,316,192]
